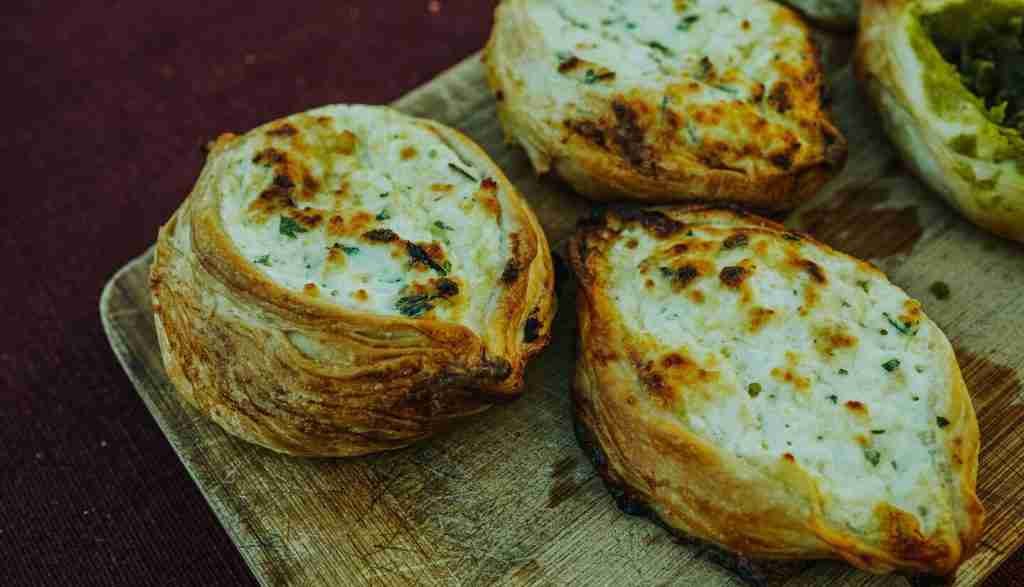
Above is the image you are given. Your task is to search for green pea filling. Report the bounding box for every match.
[909,0,1024,164]
[932,15,1024,132]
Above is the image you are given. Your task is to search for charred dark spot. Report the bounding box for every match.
[252,148,288,166]
[266,123,298,137]
[846,400,866,412]
[481,177,498,191]
[558,55,582,73]
[820,82,832,107]
[621,209,684,239]
[566,120,606,147]
[363,229,399,242]
[524,314,543,343]
[501,260,520,284]
[611,100,656,174]
[719,266,749,288]
[273,174,295,188]
[302,172,320,192]
[293,208,324,229]
[722,234,749,250]
[671,243,689,254]
[407,242,447,274]
[252,185,295,213]
[495,90,505,102]
[767,82,792,114]
[801,260,826,284]
[435,278,459,298]
[782,232,803,242]
[770,152,793,170]
[660,265,700,288]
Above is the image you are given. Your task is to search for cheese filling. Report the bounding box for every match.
[216,105,508,333]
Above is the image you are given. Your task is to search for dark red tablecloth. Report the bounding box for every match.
[2,2,1020,585]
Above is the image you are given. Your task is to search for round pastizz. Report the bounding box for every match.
[151,104,556,456]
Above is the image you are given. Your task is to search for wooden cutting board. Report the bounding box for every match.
[101,42,1024,586]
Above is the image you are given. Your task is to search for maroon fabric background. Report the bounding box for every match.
[1,2,1019,585]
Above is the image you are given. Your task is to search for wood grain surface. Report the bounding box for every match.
[101,44,1024,586]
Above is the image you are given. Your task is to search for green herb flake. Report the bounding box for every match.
[882,359,901,372]
[279,216,308,239]
[583,69,616,84]
[883,312,917,336]
[396,295,434,318]
[407,242,448,275]
[871,429,886,435]
[827,394,838,404]
[379,192,390,198]
[677,15,700,31]
[376,208,391,221]
[863,448,882,467]
[937,416,951,428]
[254,255,272,266]
[648,41,675,57]
[838,368,849,376]
[428,149,438,159]
[434,220,454,231]
[747,382,762,398]
[857,280,870,293]
[333,244,360,255]
[930,281,951,300]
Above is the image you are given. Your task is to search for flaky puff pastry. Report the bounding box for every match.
[570,205,983,577]
[151,105,555,456]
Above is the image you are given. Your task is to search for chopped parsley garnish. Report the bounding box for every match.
[379,192,390,198]
[747,382,762,398]
[648,41,675,57]
[448,162,477,182]
[863,449,882,467]
[434,220,454,231]
[677,15,699,31]
[395,278,461,318]
[871,429,886,435]
[838,368,849,376]
[883,312,917,336]
[332,244,360,255]
[254,255,272,266]
[396,295,434,318]
[376,208,391,221]
[428,149,438,159]
[827,394,838,404]
[407,242,448,275]
[857,280,870,293]
[279,216,308,239]
[583,69,616,84]
[937,416,951,428]
[882,359,901,372]
[930,281,951,300]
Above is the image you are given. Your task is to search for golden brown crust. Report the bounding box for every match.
[484,0,848,210]
[569,205,983,576]
[150,108,556,457]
